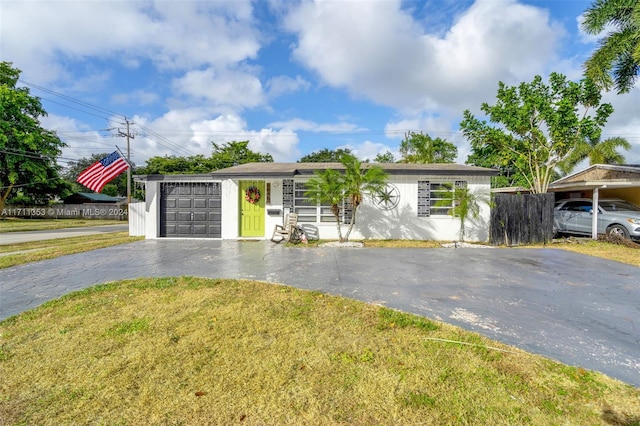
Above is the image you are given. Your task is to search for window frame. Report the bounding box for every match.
[418,180,467,217]
[292,181,352,224]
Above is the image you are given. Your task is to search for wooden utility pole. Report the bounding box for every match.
[117,117,134,204]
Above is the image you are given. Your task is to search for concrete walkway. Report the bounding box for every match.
[0,239,638,387]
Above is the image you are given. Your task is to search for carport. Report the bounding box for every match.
[549,164,640,240]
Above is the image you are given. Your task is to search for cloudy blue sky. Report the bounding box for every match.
[1,0,639,168]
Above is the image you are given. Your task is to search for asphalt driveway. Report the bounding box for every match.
[1,239,638,387]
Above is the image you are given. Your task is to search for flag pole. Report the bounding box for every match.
[115,145,136,202]
[116,117,135,204]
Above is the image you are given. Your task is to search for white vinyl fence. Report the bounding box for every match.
[128,202,146,236]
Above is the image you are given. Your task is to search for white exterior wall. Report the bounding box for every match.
[222,175,492,242]
[221,180,238,239]
[294,175,491,242]
[144,181,160,239]
[265,179,287,238]
[144,174,492,242]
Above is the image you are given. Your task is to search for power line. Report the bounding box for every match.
[14,80,198,158]
[135,123,200,157]
[18,79,124,120]
[0,176,65,190]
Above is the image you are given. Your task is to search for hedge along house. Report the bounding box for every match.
[134,162,498,242]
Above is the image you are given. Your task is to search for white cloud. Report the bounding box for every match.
[7,0,637,170]
[41,114,121,165]
[285,0,563,113]
[111,90,161,106]
[173,67,266,109]
[601,89,640,164]
[384,115,453,139]
[576,13,617,45]
[243,129,301,162]
[341,140,398,162]
[0,0,260,83]
[383,114,466,161]
[266,75,311,98]
[127,109,301,163]
[268,118,365,134]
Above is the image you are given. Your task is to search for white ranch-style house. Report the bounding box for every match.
[133,162,497,242]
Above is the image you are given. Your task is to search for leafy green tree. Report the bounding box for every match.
[210,141,273,169]
[461,73,614,193]
[399,132,457,163]
[373,151,396,163]
[137,154,212,175]
[304,169,346,242]
[0,62,68,211]
[304,154,387,242]
[465,143,530,189]
[138,141,273,175]
[582,0,640,93]
[299,148,352,162]
[559,136,632,174]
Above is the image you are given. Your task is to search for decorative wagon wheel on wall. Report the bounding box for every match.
[374,183,400,210]
[245,186,261,204]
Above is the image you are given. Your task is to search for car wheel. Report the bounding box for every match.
[606,224,629,239]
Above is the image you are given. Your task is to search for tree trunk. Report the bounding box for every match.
[344,206,357,242]
[331,204,344,242]
[0,184,14,214]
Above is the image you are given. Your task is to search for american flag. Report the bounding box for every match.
[76,151,129,193]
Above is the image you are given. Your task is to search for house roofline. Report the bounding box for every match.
[134,174,217,182]
[210,162,499,178]
[134,163,499,181]
[552,164,640,185]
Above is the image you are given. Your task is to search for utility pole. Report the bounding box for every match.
[117,117,135,204]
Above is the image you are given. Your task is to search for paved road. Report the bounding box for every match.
[0,224,129,245]
[1,239,638,387]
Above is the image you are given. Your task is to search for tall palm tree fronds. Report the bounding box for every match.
[304,154,388,242]
[436,185,486,242]
[304,169,346,242]
[582,0,640,93]
[340,155,388,242]
[559,136,632,174]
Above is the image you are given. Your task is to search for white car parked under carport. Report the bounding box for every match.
[553,198,640,241]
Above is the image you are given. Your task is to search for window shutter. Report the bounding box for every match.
[418,181,430,217]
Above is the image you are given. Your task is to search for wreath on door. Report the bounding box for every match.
[245,186,261,204]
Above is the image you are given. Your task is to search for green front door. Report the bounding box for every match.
[239,181,265,237]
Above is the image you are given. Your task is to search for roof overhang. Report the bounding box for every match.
[548,180,640,192]
[210,162,499,179]
[134,174,217,182]
[134,163,499,181]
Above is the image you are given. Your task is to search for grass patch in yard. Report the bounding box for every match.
[1,277,638,425]
[0,232,142,269]
[531,238,640,267]
[0,218,123,232]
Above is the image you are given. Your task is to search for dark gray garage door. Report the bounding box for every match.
[160,182,221,238]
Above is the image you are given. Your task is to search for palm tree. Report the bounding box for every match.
[341,154,388,241]
[581,0,640,93]
[305,154,388,242]
[559,136,632,174]
[437,185,486,242]
[304,169,346,242]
